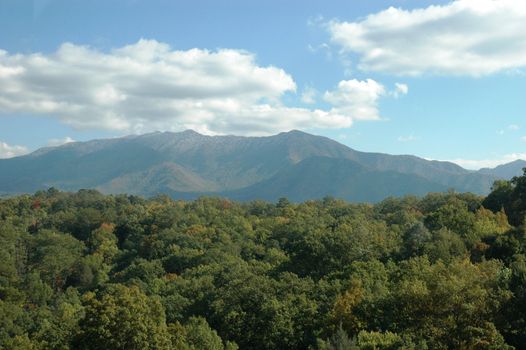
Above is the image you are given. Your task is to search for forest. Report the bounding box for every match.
[1,171,526,350]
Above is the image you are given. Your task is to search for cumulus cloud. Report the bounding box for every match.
[328,0,526,76]
[324,79,386,121]
[47,136,75,147]
[0,141,28,159]
[447,153,526,170]
[0,39,389,135]
[393,83,408,98]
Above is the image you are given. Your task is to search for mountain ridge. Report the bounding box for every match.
[0,130,523,202]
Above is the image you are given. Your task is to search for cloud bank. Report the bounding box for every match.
[0,39,391,135]
[328,0,526,76]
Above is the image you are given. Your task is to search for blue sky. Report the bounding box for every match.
[0,0,525,168]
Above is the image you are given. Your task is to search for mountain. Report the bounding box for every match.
[0,130,521,202]
[224,156,448,203]
[478,159,526,179]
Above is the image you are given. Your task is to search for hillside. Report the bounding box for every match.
[226,156,448,202]
[479,159,526,179]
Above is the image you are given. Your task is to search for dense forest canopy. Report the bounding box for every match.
[1,170,526,349]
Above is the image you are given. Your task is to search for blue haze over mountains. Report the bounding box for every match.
[0,130,524,202]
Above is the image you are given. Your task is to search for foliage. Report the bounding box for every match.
[0,174,525,349]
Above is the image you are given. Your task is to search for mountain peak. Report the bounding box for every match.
[278,129,308,137]
[179,129,203,136]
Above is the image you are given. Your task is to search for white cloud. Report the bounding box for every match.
[0,141,28,159]
[447,153,526,170]
[328,0,526,76]
[522,136,526,142]
[301,86,317,104]
[324,79,386,121]
[397,134,419,142]
[509,124,520,131]
[47,136,75,147]
[0,40,390,136]
[393,83,408,98]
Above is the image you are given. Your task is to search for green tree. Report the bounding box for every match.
[29,230,84,291]
[317,324,358,350]
[74,284,172,350]
[484,169,526,226]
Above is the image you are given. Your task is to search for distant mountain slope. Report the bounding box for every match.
[0,130,521,202]
[349,151,498,194]
[226,156,448,202]
[478,159,526,179]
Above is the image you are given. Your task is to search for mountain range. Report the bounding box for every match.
[0,130,524,202]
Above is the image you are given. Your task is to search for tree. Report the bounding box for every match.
[484,169,526,227]
[483,180,513,214]
[508,169,526,226]
[402,222,431,258]
[29,230,84,291]
[387,258,511,349]
[331,279,365,336]
[317,324,358,350]
[87,223,118,264]
[168,318,238,350]
[74,284,172,350]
